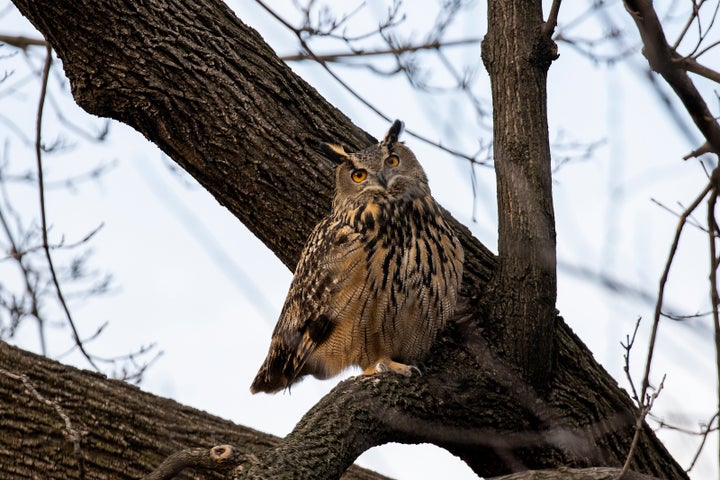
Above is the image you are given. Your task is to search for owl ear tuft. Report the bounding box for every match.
[319,142,350,164]
[382,120,404,146]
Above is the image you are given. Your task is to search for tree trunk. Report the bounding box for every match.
[6,0,689,478]
[481,0,558,391]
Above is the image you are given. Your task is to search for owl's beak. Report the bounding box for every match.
[376,171,388,188]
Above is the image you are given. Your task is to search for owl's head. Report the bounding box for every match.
[322,120,430,208]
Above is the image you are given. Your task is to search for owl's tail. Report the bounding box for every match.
[250,362,290,394]
[250,338,299,394]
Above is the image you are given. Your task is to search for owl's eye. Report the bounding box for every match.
[351,169,368,183]
[385,154,400,168]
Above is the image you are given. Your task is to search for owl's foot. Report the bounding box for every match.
[363,359,422,377]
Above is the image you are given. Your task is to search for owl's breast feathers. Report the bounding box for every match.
[250,193,463,394]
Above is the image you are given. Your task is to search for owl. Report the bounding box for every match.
[250,120,464,394]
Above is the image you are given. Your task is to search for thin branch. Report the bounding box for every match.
[621,317,643,402]
[688,0,720,58]
[686,412,719,472]
[618,375,666,478]
[624,0,720,155]
[279,37,480,62]
[682,56,720,84]
[542,0,563,37]
[708,186,720,470]
[0,33,47,50]
[0,199,46,352]
[671,0,703,50]
[34,45,98,371]
[615,181,716,478]
[642,182,713,402]
[255,0,490,166]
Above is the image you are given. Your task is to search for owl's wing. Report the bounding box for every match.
[250,218,364,394]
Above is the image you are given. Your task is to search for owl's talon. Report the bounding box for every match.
[363,359,420,378]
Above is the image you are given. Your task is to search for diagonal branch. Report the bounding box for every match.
[624,0,720,156]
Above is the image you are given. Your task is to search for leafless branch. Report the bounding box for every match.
[624,0,720,156]
[682,56,720,84]
[280,37,480,62]
[621,317,643,402]
[687,412,720,473]
[643,182,713,399]
[542,0,563,37]
[618,374,666,478]
[34,45,99,371]
[708,184,720,469]
[255,0,491,166]
[671,0,703,50]
[0,33,47,50]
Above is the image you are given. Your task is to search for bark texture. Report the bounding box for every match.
[481,0,558,390]
[0,341,388,480]
[6,0,689,479]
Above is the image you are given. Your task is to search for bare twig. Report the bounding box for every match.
[683,141,714,161]
[280,37,480,62]
[618,375,666,478]
[0,199,46,352]
[708,186,720,469]
[0,34,47,50]
[682,56,720,84]
[34,45,99,371]
[621,317,643,402]
[643,182,712,400]
[614,181,715,477]
[255,0,491,166]
[671,0,703,50]
[542,0,563,37]
[687,412,719,473]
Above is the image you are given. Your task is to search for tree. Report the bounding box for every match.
[0,0,712,478]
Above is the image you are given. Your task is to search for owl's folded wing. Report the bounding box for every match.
[250,221,365,393]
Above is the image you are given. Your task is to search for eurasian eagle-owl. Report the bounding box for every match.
[251,121,464,394]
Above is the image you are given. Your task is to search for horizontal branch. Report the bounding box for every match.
[0,33,47,49]
[683,56,720,84]
[279,38,481,62]
[0,340,389,480]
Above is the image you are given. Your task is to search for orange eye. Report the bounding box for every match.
[351,169,367,183]
[385,154,400,168]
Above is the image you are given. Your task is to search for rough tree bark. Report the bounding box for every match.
[0,342,388,480]
[482,0,557,390]
[3,0,688,479]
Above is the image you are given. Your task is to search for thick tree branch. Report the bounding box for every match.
[624,0,720,156]
[0,341,389,480]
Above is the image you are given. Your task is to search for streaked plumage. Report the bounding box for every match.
[251,121,464,394]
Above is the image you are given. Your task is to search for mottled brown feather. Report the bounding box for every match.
[251,121,464,394]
